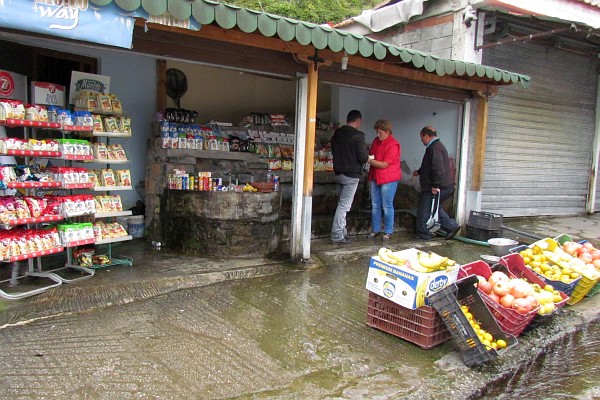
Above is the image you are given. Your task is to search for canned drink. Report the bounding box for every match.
[216,178,223,191]
[273,176,280,191]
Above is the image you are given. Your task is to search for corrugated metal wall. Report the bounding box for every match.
[482,42,599,217]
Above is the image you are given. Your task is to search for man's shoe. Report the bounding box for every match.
[366,232,381,239]
[445,226,461,240]
[331,237,352,245]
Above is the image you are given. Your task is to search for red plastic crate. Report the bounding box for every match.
[458,260,539,337]
[367,291,450,349]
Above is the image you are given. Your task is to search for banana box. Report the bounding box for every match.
[366,248,459,309]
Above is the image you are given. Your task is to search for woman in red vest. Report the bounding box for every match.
[366,120,401,241]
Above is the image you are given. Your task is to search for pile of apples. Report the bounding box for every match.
[475,271,540,315]
[561,241,600,275]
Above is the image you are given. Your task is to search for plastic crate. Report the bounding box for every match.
[567,275,599,305]
[428,275,518,367]
[587,283,600,298]
[458,260,539,337]
[468,211,503,230]
[499,253,569,332]
[367,292,450,349]
[466,226,503,242]
[508,242,581,296]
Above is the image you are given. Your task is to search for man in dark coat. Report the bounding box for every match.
[330,110,369,244]
[413,126,460,240]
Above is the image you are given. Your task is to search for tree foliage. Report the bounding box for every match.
[218,0,380,25]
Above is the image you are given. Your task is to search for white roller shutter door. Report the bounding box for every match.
[482,42,599,217]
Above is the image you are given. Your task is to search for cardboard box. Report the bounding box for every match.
[365,248,459,309]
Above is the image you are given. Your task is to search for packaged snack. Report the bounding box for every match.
[110,95,123,115]
[103,117,119,132]
[24,197,46,218]
[0,100,25,119]
[88,170,100,186]
[115,170,131,187]
[98,94,113,113]
[100,169,116,186]
[111,195,123,211]
[94,143,108,160]
[109,144,127,160]
[92,114,103,132]
[119,117,131,134]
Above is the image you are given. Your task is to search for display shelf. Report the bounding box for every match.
[160,147,262,162]
[0,215,63,228]
[5,181,61,189]
[93,185,132,191]
[0,119,60,129]
[62,154,93,161]
[46,264,95,283]
[95,235,132,245]
[63,210,95,218]
[89,254,133,269]
[1,149,62,157]
[0,272,63,300]
[92,158,129,164]
[62,183,95,189]
[92,131,132,137]
[5,246,64,262]
[63,238,95,248]
[61,125,93,132]
[95,210,132,219]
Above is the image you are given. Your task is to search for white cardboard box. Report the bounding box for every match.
[365,248,459,309]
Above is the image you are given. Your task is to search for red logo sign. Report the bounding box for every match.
[48,85,56,93]
[0,72,15,98]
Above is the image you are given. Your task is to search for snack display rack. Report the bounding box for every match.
[0,119,95,299]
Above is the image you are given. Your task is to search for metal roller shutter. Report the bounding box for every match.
[482,42,599,217]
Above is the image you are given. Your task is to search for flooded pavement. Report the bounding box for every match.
[0,230,599,399]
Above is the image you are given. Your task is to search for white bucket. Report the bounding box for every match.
[127,215,145,238]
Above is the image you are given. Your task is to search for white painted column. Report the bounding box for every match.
[291,73,308,260]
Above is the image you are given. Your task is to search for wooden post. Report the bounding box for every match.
[303,65,318,197]
[471,94,489,191]
[156,59,167,113]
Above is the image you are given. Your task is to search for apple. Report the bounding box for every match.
[499,294,515,308]
[488,292,501,304]
[489,271,510,286]
[580,253,593,264]
[590,250,600,260]
[512,298,532,314]
[478,280,493,294]
[493,281,510,297]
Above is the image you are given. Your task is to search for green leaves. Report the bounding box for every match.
[217,0,380,24]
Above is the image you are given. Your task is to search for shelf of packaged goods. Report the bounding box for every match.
[95,210,132,219]
[93,185,132,191]
[92,131,132,138]
[61,125,94,132]
[5,246,65,262]
[160,147,262,162]
[95,235,132,245]
[63,211,95,218]
[62,183,95,189]
[1,149,62,158]
[0,215,63,228]
[0,119,61,129]
[5,181,61,189]
[62,154,93,161]
[63,238,95,248]
[92,158,129,164]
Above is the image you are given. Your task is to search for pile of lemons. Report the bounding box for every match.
[519,246,580,284]
[461,305,507,351]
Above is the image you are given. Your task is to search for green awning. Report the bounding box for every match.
[93,0,531,87]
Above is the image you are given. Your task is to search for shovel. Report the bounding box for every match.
[426,192,441,233]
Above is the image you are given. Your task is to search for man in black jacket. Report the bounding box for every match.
[330,110,369,244]
[413,126,460,240]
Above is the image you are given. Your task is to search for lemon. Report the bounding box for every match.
[496,339,507,349]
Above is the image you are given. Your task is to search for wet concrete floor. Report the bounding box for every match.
[0,214,599,399]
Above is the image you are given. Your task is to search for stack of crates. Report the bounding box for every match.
[466,211,503,242]
[366,291,450,349]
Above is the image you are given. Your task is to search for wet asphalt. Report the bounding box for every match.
[0,214,599,399]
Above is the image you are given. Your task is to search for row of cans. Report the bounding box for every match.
[167,172,224,191]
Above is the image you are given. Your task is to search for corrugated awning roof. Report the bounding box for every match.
[91,0,530,87]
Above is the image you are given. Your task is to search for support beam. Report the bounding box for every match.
[156,59,167,113]
[471,94,489,191]
[291,74,308,260]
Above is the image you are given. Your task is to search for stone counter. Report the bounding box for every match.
[161,189,282,258]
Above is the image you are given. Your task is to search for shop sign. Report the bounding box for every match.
[31,81,66,107]
[0,69,27,102]
[0,0,134,49]
[69,71,110,104]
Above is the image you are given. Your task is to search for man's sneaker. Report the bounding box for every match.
[445,226,461,240]
[331,237,352,245]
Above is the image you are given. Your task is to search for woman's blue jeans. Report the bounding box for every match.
[370,180,398,235]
